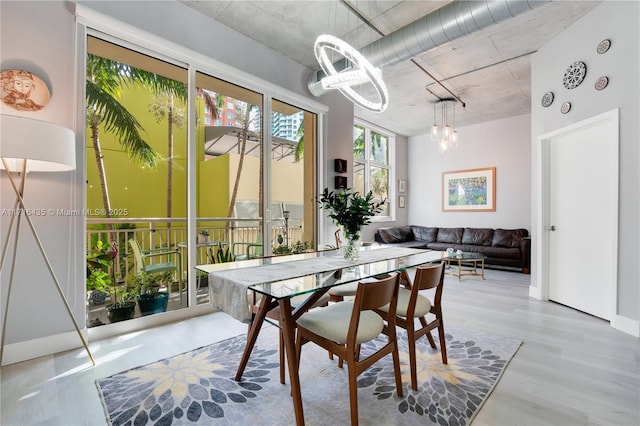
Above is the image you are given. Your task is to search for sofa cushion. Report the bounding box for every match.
[462,228,494,246]
[436,227,463,244]
[410,226,438,243]
[481,246,522,259]
[492,229,529,248]
[377,226,414,244]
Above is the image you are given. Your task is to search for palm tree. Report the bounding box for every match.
[148,92,186,240]
[294,119,304,162]
[227,103,258,219]
[149,88,222,243]
[86,54,161,225]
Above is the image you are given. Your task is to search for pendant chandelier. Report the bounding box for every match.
[431,99,458,154]
[313,34,389,113]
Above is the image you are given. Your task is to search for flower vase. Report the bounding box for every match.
[343,233,361,261]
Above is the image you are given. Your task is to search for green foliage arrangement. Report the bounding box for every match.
[134,270,172,297]
[318,188,386,240]
[86,240,113,293]
[273,240,313,256]
[209,243,236,264]
[90,240,136,307]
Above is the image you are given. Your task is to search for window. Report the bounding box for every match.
[353,122,393,217]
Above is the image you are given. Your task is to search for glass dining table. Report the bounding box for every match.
[195,246,448,425]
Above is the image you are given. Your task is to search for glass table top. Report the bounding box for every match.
[444,251,486,260]
[197,247,448,301]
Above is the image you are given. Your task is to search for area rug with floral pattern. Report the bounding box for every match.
[96,325,521,425]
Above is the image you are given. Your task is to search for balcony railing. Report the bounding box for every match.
[86,217,303,284]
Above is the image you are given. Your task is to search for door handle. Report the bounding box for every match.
[548,225,556,231]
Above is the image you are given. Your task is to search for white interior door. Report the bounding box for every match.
[547,111,618,320]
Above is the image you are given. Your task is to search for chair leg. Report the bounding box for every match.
[279,329,286,384]
[438,318,448,364]
[407,327,419,392]
[389,328,404,398]
[347,356,360,426]
[420,316,438,349]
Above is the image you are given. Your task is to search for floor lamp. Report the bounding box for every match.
[0,114,94,366]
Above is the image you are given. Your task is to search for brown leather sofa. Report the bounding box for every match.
[374,225,531,273]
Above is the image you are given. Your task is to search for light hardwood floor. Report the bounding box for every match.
[1,269,638,425]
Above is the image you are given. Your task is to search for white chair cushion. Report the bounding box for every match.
[328,282,358,297]
[290,292,330,309]
[379,288,431,318]
[297,302,384,344]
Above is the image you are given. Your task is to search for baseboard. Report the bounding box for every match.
[611,315,640,337]
[1,329,89,366]
[528,284,542,299]
[2,305,217,366]
[88,303,215,341]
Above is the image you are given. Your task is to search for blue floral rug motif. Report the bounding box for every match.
[96,326,521,425]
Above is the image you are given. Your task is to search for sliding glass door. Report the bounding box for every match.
[270,99,316,253]
[84,33,319,328]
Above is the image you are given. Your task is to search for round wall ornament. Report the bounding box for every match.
[0,69,50,112]
[597,39,611,54]
[595,76,609,91]
[541,91,554,107]
[562,61,587,90]
[561,102,571,114]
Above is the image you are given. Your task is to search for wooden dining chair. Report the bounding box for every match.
[249,291,330,384]
[295,273,403,426]
[377,262,447,391]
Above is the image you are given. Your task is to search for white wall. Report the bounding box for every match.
[530,1,639,329]
[407,114,531,230]
[0,1,85,364]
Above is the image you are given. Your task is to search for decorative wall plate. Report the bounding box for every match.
[595,76,609,91]
[0,69,50,112]
[597,39,611,54]
[561,102,571,114]
[562,61,587,90]
[541,91,554,107]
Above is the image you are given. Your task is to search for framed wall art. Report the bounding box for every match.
[398,195,405,208]
[442,167,496,212]
[398,179,406,193]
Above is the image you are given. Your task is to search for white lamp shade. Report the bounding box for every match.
[0,114,76,172]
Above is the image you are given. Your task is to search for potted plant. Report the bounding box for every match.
[207,242,236,263]
[103,241,137,323]
[198,230,210,244]
[273,240,313,256]
[136,271,170,316]
[86,240,112,305]
[318,187,385,260]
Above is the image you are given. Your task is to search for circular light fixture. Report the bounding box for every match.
[314,34,389,113]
